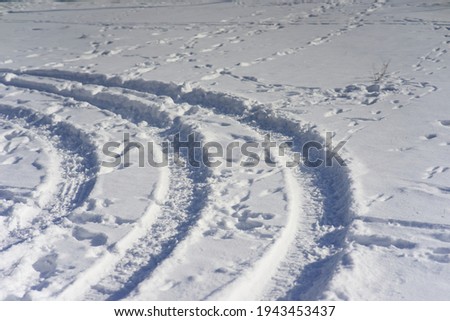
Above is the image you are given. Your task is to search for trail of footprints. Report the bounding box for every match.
[354,216,450,265]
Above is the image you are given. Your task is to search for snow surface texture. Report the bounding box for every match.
[0,0,449,300]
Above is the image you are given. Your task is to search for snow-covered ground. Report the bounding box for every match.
[0,0,449,300]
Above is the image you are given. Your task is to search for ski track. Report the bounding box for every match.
[0,68,354,300]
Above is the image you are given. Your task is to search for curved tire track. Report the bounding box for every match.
[0,69,354,300]
[0,73,210,300]
[0,104,98,252]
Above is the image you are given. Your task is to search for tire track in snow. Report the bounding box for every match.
[0,72,290,300]
[0,104,105,299]
[0,69,354,300]
[0,104,98,252]
[0,73,210,300]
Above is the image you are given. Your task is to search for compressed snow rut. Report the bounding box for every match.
[0,69,354,300]
[0,103,102,299]
[0,104,97,251]
[0,74,205,300]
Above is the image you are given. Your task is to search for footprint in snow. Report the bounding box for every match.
[426,247,450,264]
[324,108,344,117]
[32,253,58,279]
[423,166,449,179]
[421,133,437,140]
[72,226,108,247]
[366,193,393,207]
[438,120,450,127]
[433,233,450,243]
[353,235,416,250]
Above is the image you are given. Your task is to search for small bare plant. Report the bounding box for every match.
[372,60,390,83]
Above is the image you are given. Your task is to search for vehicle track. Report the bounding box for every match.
[0,104,98,252]
[0,69,354,300]
[0,75,210,300]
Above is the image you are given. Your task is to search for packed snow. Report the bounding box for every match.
[0,0,449,300]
